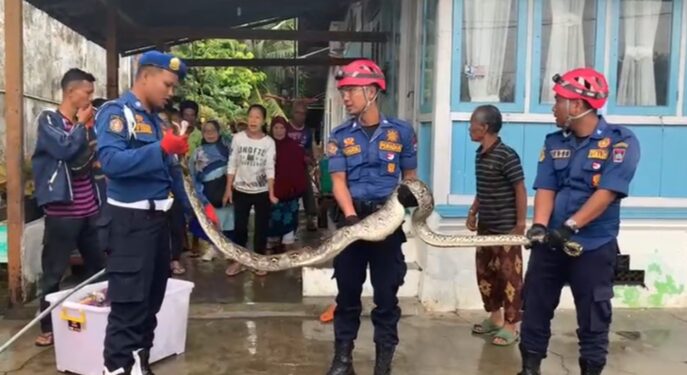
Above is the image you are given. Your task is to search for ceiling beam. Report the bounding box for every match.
[184,57,360,67]
[125,29,388,43]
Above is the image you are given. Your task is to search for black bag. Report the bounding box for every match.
[202,175,227,207]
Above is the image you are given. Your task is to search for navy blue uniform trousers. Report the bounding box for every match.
[520,239,617,366]
[103,204,171,371]
[333,223,407,347]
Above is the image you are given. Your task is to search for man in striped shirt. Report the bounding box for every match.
[31,68,107,347]
[466,105,527,346]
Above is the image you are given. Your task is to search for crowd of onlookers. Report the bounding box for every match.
[158,99,319,277]
[30,67,322,347]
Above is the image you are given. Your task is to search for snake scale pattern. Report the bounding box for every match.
[183,177,576,272]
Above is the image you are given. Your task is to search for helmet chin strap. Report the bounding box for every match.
[356,86,379,122]
[563,99,593,130]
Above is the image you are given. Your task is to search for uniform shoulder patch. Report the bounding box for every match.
[327,141,338,156]
[109,115,125,133]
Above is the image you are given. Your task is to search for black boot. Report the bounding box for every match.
[517,349,544,375]
[373,344,395,375]
[326,340,356,375]
[139,349,154,375]
[579,358,604,375]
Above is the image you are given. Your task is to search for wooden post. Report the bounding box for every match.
[4,0,25,306]
[106,4,119,99]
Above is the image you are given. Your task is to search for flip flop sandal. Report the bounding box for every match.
[252,269,268,277]
[225,263,246,277]
[35,332,54,347]
[492,328,520,346]
[472,319,502,335]
[171,263,186,276]
[319,304,336,323]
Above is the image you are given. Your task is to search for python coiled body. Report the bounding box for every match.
[183,178,574,272]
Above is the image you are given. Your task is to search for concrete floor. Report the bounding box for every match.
[1,309,687,374]
[2,226,687,374]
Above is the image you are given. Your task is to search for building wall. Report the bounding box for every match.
[430,0,687,206]
[417,215,687,311]
[416,0,687,310]
[0,1,133,161]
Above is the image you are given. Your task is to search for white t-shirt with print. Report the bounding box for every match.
[227,131,276,194]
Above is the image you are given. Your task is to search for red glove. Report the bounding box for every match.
[204,203,219,226]
[160,128,189,155]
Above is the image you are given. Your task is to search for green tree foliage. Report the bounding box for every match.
[244,19,310,108]
[172,19,308,126]
[173,40,267,123]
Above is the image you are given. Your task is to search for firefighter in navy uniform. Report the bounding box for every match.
[326,59,419,375]
[96,51,218,375]
[520,68,640,375]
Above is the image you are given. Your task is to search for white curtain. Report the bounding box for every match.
[541,0,587,103]
[463,0,513,102]
[617,0,662,106]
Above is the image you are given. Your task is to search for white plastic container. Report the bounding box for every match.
[45,278,195,375]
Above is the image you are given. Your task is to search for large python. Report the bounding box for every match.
[183,178,582,272]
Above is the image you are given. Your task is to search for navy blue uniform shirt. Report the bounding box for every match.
[95,91,185,203]
[327,115,418,201]
[533,116,640,251]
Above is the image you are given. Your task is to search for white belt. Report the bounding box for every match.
[107,197,174,212]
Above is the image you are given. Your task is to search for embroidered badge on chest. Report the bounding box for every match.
[550,149,571,159]
[387,163,396,173]
[379,141,402,152]
[134,123,153,134]
[343,145,362,156]
[587,149,608,160]
[386,129,399,142]
[344,137,355,146]
[592,174,601,187]
[597,137,611,148]
[591,161,602,170]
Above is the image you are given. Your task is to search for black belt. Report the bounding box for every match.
[352,199,385,218]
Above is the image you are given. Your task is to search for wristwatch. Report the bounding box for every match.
[564,218,580,233]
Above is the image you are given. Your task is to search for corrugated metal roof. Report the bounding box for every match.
[25,0,357,55]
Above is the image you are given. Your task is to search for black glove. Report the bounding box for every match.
[397,184,419,208]
[547,224,575,250]
[525,224,548,248]
[344,215,361,227]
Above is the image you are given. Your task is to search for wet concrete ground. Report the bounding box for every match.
[1,309,687,374]
[2,223,687,374]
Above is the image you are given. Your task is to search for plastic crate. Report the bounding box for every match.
[46,278,194,375]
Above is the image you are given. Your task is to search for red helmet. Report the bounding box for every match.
[552,68,609,109]
[335,59,386,91]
